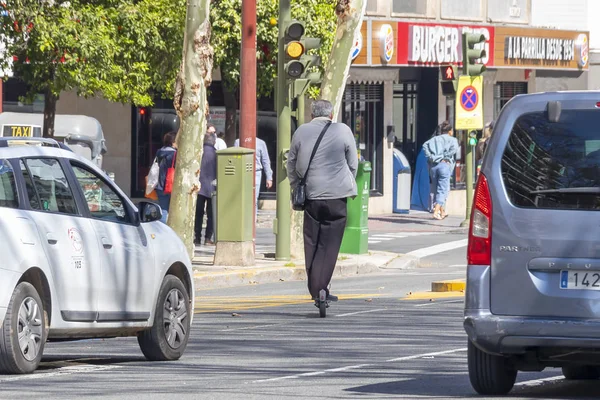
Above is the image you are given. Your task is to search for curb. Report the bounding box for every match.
[379,254,420,270]
[431,279,466,292]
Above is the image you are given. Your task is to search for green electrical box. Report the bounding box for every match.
[340,161,371,254]
[216,147,255,242]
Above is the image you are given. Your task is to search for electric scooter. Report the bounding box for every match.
[314,289,338,318]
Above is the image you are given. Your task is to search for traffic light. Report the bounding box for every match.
[468,131,478,146]
[440,65,457,97]
[462,33,486,76]
[284,20,321,82]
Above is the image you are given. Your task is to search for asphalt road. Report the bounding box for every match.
[3,247,598,399]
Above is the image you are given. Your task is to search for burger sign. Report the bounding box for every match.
[379,24,394,64]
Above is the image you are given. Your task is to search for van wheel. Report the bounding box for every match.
[562,365,600,380]
[468,341,517,395]
[0,282,47,374]
[138,275,191,361]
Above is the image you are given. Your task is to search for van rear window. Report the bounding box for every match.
[502,110,600,210]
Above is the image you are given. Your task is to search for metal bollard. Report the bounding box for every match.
[211,179,217,242]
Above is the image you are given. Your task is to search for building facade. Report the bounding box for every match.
[347,0,589,214]
[1,0,591,216]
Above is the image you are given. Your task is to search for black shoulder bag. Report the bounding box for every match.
[291,121,331,211]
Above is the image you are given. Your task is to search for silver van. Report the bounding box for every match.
[464,91,600,395]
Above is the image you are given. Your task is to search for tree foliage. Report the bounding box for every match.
[211,0,337,97]
[0,0,184,135]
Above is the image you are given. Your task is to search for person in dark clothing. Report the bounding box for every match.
[195,133,217,245]
[154,132,177,222]
[287,99,358,301]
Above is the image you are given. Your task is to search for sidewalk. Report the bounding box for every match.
[193,210,467,292]
[368,210,467,234]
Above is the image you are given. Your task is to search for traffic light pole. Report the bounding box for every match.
[275,0,291,261]
[240,0,257,246]
[459,33,486,227]
[461,132,474,227]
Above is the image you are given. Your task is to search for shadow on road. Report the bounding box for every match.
[346,375,600,399]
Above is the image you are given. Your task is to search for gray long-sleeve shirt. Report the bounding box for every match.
[287,117,358,200]
[234,138,273,181]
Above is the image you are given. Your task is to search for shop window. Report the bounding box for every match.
[366,0,378,13]
[392,0,427,15]
[441,0,482,20]
[487,0,529,24]
[2,78,44,113]
[494,82,528,119]
[342,84,384,195]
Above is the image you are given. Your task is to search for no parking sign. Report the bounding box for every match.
[455,76,483,130]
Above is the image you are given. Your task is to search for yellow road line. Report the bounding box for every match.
[402,291,465,300]
[194,294,381,313]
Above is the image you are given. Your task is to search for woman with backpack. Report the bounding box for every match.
[154,131,177,222]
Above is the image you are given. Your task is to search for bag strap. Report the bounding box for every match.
[170,151,177,168]
[300,121,331,184]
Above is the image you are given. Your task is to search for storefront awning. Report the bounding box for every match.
[348,67,399,84]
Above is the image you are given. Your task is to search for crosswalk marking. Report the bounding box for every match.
[368,231,438,244]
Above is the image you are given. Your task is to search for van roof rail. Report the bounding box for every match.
[0,137,71,151]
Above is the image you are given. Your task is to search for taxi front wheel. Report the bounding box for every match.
[138,275,191,361]
[0,282,47,374]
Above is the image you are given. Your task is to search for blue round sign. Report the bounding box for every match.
[460,86,478,112]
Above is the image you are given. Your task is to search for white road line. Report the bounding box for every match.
[254,364,374,382]
[413,299,464,307]
[386,348,467,362]
[220,323,284,332]
[514,375,563,388]
[368,241,381,244]
[370,237,395,241]
[407,239,468,259]
[335,309,387,317]
[400,271,464,276]
[0,364,121,383]
[253,347,467,383]
[371,234,407,238]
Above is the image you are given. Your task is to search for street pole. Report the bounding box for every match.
[297,95,305,125]
[462,132,474,227]
[289,94,305,260]
[240,0,257,247]
[275,0,291,261]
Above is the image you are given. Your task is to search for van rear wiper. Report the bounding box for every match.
[530,187,600,194]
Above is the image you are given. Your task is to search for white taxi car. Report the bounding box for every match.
[0,138,194,374]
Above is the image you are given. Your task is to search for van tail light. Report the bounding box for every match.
[467,173,492,265]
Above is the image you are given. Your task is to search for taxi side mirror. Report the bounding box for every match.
[138,201,162,223]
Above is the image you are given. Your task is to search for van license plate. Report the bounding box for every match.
[560,270,600,290]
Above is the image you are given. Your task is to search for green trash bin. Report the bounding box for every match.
[340,161,371,254]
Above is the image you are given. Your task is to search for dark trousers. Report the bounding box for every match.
[195,195,213,242]
[303,198,348,299]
